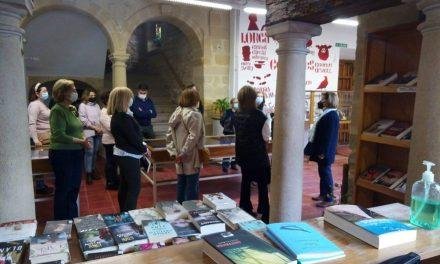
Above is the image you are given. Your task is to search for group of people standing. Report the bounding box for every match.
[28,78,339,223]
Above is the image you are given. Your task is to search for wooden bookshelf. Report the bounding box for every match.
[354,22,421,207]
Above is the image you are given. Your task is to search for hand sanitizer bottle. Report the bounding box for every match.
[410,161,440,229]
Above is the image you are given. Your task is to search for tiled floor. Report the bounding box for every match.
[36,146,350,222]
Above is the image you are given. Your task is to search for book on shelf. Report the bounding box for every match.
[170,219,200,237]
[102,212,134,227]
[128,208,163,225]
[43,220,73,239]
[373,170,407,189]
[380,122,412,140]
[155,201,188,222]
[203,192,237,211]
[172,235,201,245]
[266,222,345,264]
[189,210,226,236]
[203,229,296,264]
[397,86,416,93]
[77,227,118,260]
[360,164,391,182]
[401,130,412,140]
[29,233,70,264]
[366,73,398,86]
[142,220,178,243]
[324,204,416,249]
[182,200,212,212]
[73,214,106,233]
[0,240,25,264]
[108,222,149,253]
[369,203,410,222]
[393,178,407,193]
[216,207,256,230]
[392,72,417,86]
[363,119,395,136]
[0,219,37,243]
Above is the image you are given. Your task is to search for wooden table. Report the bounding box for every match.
[77,217,440,264]
[143,135,272,204]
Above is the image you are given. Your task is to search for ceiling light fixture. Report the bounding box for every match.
[165,0,232,10]
[332,19,359,27]
[243,7,267,15]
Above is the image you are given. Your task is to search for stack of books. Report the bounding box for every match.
[128,208,164,225]
[29,233,70,264]
[203,193,237,211]
[155,201,188,221]
[363,119,412,140]
[188,210,226,236]
[43,220,73,239]
[216,207,256,230]
[0,219,37,243]
[360,165,407,191]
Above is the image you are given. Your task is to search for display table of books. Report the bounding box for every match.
[143,136,272,203]
[2,194,440,264]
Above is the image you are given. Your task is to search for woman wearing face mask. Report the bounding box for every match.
[304,92,340,207]
[220,98,238,172]
[109,87,148,212]
[49,79,91,220]
[28,83,53,195]
[256,92,272,138]
[78,89,102,185]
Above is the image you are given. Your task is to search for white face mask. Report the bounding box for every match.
[138,94,147,100]
[233,103,239,109]
[69,91,78,103]
[41,92,49,100]
[256,96,264,105]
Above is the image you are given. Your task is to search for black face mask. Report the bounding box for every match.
[317,101,325,109]
[89,97,96,103]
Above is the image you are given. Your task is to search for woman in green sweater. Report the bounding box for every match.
[49,79,91,220]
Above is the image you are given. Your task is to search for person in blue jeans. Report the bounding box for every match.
[220,98,238,172]
[304,92,340,207]
[130,83,157,139]
[166,88,205,203]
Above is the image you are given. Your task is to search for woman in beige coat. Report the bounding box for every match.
[167,88,205,203]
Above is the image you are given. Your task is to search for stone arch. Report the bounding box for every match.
[21,1,120,52]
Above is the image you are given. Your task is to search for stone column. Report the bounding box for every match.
[110,52,129,88]
[267,21,321,222]
[0,1,35,223]
[407,0,440,199]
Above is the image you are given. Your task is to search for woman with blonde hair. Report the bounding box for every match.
[109,87,147,212]
[49,79,91,220]
[166,88,205,203]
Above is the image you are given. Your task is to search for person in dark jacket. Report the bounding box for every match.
[108,87,148,212]
[305,92,340,207]
[220,98,238,172]
[234,86,271,223]
[130,84,157,139]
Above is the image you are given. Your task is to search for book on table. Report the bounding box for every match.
[363,119,395,136]
[142,220,178,243]
[324,204,416,249]
[203,229,296,264]
[188,210,226,236]
[128,208,164,225]
[43,220,73,239]
[238,220,273,245]
[108,222,149,254]
[170,219,200,237]
[216,207,256,230]
[380,122,412,140]
[266,222,345,264]
[0,240,25,264]
[0,219,37,243]
[182,200,212,212]
[369,203,410,222]
[77,227,118,260]
[203,192,237,211]
[360,164,391,182]
[102,212,135,227]
[373,170,407,189]
[29,233,70,264]
[172,236,201,245]
[73,214,106,233]
[155,201,188,221]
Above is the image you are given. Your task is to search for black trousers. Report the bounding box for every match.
[116,156,141,212]
[103,144,118,186]
[49,149,83,220]
[239,165,270,223]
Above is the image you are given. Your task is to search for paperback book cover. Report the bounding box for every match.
[189,210,226,236]
[217,207,256,229]
[266,222,345,264]
[43,220,73,239]
[374,170,406,188]
[155,201,188,221]
[74,214,106,233]
[78,227,118,258]
[128,208,163,225]
[109,222,148,245]
[130,242,165,252]
[0,240,25,264]
[360,165,390,182]
[29,233,70,264]
[0,220,37,243]
[170,219,200,237]
[182,200,211,212]
[102,212,134,227]
[238,220,267,233]
[380,122,411,139]
[203,229,295,264]
[363,120,395,136]
[203,192,236,210]
[393,178,407,193]
[172,236,201,245]
[142,220,178,243]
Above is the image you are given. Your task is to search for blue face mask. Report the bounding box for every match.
[41,92,49,100]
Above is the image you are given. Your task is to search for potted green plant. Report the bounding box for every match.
[212,98,230,119]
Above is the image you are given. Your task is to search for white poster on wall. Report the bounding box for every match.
[237,13,278,113]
